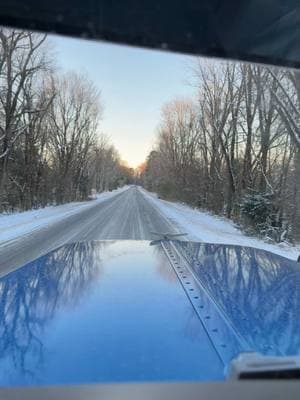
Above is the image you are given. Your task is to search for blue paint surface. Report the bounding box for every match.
[1,240,298,386]
[175,242,300,357]
[0,241,224,386]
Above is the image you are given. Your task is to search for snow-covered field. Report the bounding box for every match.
[0,186,129,244]
[140,187,300,261]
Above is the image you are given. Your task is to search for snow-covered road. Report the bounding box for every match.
[0,185,299,275]
[0,186,177,274]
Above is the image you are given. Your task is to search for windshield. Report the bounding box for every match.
[0,27,299,385]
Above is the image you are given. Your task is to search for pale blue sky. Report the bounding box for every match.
[51,35,196,167]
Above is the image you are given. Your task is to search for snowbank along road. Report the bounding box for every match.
[0,186,178,274]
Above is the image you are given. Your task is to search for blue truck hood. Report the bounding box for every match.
[0,240,298,386]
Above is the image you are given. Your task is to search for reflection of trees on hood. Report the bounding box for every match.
[175,242,300,356]
[0,241,104,376]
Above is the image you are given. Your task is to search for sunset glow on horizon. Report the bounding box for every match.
[52,35,195,167]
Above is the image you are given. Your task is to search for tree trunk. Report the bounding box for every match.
[292,149,300,240]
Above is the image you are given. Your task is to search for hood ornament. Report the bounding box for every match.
[150,232,187,246]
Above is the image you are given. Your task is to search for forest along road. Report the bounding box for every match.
[0,186,178,275]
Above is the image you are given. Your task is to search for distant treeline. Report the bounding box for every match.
[0,29,134,212]
[141,61,300,242]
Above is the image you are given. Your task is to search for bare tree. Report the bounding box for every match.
[48,72,101,203]
[0,28,133,213]
[269,70,300,239]
[143,59,298,242]
[0,30,48,198]
[88,135,130,192]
